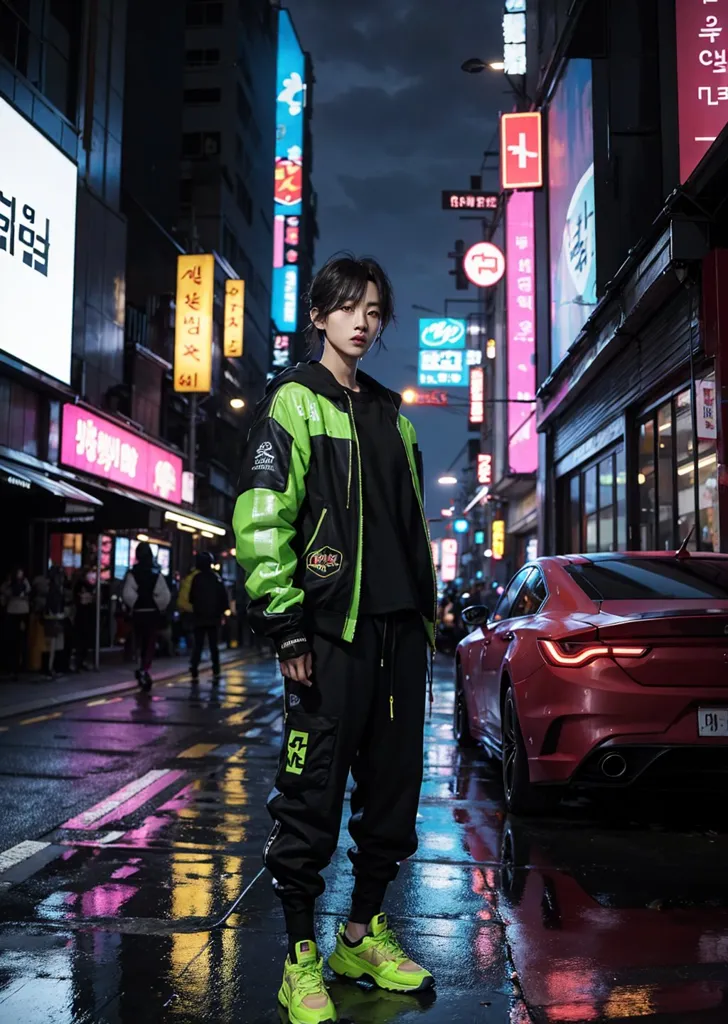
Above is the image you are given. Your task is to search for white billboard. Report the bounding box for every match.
[0,97,78,384]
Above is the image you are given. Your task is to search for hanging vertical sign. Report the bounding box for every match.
[469,366,485,426]
[506,191,537,473]
[441,538,459,583]
[697,379,718,440]
[492,519,505,560]
[174,254,214,393]
[272,9,305,333]
[223,279,245,358]
[477,453,493,485]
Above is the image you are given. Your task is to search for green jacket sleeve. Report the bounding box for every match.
[233,384,312,658]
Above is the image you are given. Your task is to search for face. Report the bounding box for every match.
[312,280,382,361]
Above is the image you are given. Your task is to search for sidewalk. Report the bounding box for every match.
[0,644,254,721]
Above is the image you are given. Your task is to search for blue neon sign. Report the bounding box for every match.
[418,348,468,388]
[272,10,305,333]
[418,318,467,350]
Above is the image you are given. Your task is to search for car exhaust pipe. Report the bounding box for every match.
[599,753,627,779]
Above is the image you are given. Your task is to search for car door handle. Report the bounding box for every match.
[501,631,515,642]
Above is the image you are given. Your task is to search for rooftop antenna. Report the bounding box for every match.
[675,525,695,560]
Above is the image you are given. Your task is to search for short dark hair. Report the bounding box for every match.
[306,253,395,354]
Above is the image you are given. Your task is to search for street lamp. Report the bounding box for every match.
[460,57,532,104]
[461,58,502,73]
[402,388,418,405]
[438,475,458,486]
[230,397,245,410]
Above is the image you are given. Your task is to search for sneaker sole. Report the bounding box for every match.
[277,987,336,1024]
[328,950,434,993]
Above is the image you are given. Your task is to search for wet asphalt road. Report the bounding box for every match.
[0,655,728,1023]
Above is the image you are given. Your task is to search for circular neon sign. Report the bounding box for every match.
[464,242,506,288]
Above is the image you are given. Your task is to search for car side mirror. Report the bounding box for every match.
[462,604,490,628]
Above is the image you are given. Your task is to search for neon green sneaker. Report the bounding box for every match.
[277,940,337,1024]
[328,913,435,993]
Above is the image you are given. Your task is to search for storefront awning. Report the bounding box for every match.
[0,458,102,505]
[103,484,229,538]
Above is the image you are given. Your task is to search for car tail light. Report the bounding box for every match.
[538,639,649,667]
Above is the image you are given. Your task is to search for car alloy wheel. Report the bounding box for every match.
[502,689,519,804]
[502,684,558,816]
[454,668,476,747]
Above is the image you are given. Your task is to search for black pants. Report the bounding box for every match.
[265,611,427,939]
[74,608,95,668]
[5,614,28,674]
[191,624,220,675]
[133,611,158,672]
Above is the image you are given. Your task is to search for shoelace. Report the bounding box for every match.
[292,957,327,998]
[371,928,408,962]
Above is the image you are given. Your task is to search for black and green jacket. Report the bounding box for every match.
[233,361,437,658]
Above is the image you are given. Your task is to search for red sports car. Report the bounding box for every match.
[455,552,728,814]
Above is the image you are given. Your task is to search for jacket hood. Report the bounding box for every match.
[265,361,403,411]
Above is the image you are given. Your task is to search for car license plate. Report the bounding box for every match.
[698,708,728,737]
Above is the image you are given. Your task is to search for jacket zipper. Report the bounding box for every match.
[396,417,438,649]
[302,507,328,556]
[342,394,363,643]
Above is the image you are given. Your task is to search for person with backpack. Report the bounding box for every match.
[121,542,171,691]
[188,552,229,684]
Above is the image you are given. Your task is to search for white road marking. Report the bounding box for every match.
[0,840,51,874]
[65,769,174,828]
[97,831,126,844]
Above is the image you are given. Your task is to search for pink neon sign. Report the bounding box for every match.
[61,404,183,505]
[676,0,728,183]
[506,191,537,475]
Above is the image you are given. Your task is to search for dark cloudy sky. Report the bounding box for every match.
[285,0,505,520]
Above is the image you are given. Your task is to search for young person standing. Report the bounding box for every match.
[188,551,229,683]
[234,255,437,1024]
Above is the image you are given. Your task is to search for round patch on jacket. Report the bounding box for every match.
[306,545,343,578]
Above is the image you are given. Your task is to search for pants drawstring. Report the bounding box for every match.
[380,616,395,721]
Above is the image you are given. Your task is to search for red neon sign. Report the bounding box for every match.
[501,112,543,190]
[477,453,492,485]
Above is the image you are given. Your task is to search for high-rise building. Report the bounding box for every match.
[0,0,316,662]
[0,0,134,589]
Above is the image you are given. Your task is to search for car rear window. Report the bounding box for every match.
[565,559,728,601]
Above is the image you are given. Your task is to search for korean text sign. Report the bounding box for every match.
[548,59,597,369]
[506,191,537,474]
[272,9,305,332]
[174,254,214,392]
[501,112,543,190]
[676,0,728,182]
[61,405,183,505]
[224,279,245,358]
[418,349,468,388]
[441,539,458,583]
[469,366,485,425]
[492,520,505,560]
[0,97,77,384]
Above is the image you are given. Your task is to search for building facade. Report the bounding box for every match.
[532,0,724,559]
[0,0,315,660]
